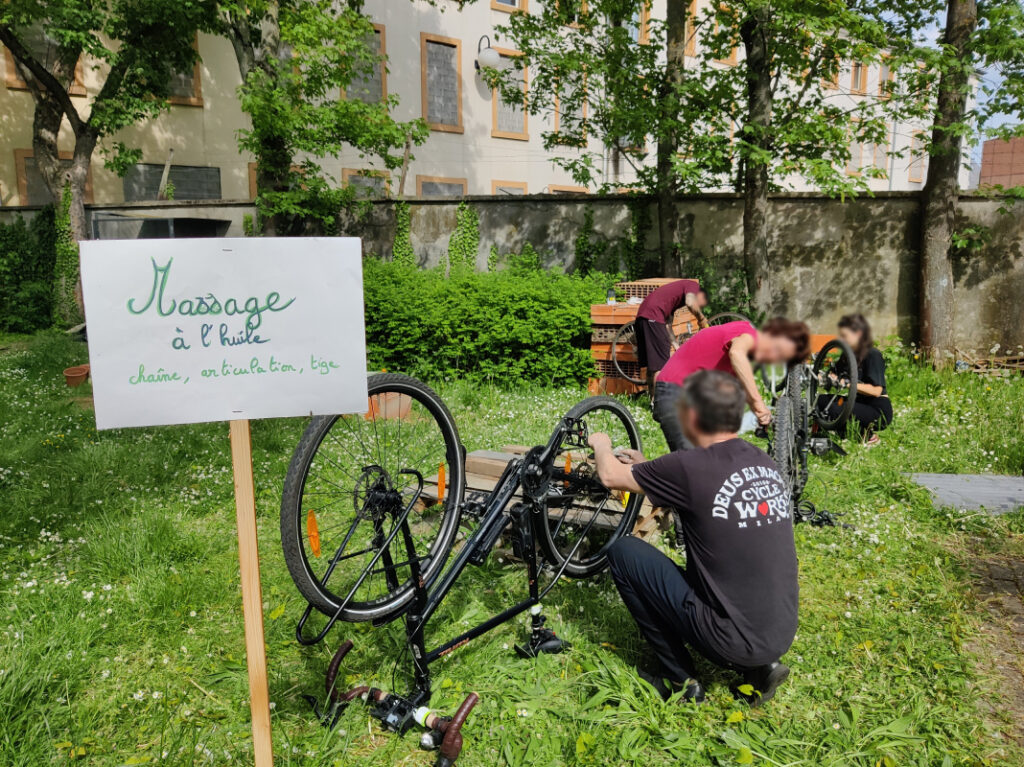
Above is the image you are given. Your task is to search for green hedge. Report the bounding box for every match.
[0,208,57,333]
[364,257,614,386]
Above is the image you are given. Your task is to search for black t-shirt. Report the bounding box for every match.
[838,347,888,404]
[631,439,798,666]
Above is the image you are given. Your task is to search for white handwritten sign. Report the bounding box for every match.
[81,238,368,429]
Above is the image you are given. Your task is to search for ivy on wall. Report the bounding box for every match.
[446,201,479,273]
[392,200,415,268]
[52,185,81,327]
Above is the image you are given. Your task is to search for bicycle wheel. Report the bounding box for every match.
[770,375,800,507]
[708,312,750,326]
[674,312,750,344]
[280,373,465,623]
[811,339,858,431]
[611,321,645,385]
[534,397,643,578]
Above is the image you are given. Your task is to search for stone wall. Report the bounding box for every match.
[2,192,1021,349]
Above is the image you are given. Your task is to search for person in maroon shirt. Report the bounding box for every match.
[634,279,709,390]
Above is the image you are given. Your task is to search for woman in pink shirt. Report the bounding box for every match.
[653,318,810,452]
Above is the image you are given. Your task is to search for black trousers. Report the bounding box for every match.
[607,536,735,684]
[635,318,673,373]
[816,395,893,434]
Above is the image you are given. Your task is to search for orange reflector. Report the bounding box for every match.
[307,509,321,558]
[565,455,572,474]
[437,463,446,503]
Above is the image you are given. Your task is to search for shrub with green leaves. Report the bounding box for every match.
[0,207,57,333]
[363,257,614,385]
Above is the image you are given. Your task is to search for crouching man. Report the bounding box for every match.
[588,370,797,706]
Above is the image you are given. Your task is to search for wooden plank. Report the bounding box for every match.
[590,304,639,324]
[465,450,518,478]
[591,344,639,363]
[228,420,274,767]
[587,377,645,396]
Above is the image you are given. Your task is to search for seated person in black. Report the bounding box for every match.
[588,370,798,706]
[817,313,893,446]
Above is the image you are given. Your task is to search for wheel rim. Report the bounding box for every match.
[294,382,461,612]
[542,402,641,570]
[707,312,750,326]
[812,340,858,430]
[611,321,645,384]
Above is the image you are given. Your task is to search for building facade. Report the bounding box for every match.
[979,136,1024,188]
[0,0,968,208]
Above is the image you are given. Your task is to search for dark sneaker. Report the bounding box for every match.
[636,666,706,704]
[732,662,790,707]
[676,680,707,705]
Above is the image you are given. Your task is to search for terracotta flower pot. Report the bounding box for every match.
[63,364,90,388]
[365,391,412,421]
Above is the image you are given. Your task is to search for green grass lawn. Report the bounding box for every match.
[1,331,1023,766]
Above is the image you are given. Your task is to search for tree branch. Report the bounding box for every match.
[0,26,84,134]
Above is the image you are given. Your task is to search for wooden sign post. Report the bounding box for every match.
[230,419,274,766]
[80,238,369,767]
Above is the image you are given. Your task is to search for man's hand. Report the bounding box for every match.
[754,402,773,426]
[614,448,645,465]
[588,432,643,493]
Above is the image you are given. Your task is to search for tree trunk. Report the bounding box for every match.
[224,4,295,236]
[740,8,774,312]
[655,0,688,277]
[919,0,977,362]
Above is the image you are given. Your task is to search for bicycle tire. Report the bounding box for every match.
[770,368,801,507]
[534,396,643,578]
[674,312,751,345]
[611,321,646,385]
[811,339,859,431]
[280,373,465,623]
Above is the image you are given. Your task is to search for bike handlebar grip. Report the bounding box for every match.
[325,640,354,701]
[438,693,479,764]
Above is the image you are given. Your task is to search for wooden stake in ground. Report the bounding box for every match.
[230,419,274,767]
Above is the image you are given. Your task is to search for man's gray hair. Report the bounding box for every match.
[680,370,745,434]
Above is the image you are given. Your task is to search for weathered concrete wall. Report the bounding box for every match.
[339,192,1023,350]
[2,193,1021,348]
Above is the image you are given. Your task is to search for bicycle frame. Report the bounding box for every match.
[296,414,610,766]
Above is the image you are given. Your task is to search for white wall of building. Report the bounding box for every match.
[0,0,971,206]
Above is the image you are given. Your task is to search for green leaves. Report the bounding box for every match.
[362,257,613,387]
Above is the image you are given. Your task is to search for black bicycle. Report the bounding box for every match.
[611,311,750,385]
[280,373,642,766]
[766,339,858,524]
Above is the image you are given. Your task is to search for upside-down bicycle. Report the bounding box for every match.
[280,373,643,766]
[764,339,859,523]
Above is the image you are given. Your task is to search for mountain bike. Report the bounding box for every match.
[765,339,858,524]
[611,312,750,385]
[280,373,642,766]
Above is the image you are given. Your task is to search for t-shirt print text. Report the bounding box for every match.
[711,465,790,528]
